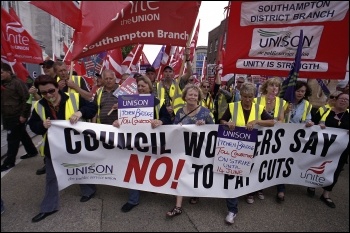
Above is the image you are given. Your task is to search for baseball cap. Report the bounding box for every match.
[39,60,54,68]
[146,66,156,73]
[163,65,173,72]
[39,60,55,68]
[133,73,142,78]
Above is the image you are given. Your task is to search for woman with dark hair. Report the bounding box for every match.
[28,75,97,223]
[284,81,314,124]
[307,92,349,208]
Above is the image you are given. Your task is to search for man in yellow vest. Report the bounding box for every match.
[156,48,192,120]
[92,69,119,124]
[53,61,93,101]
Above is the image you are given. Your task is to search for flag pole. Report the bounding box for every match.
[63,41,74,62]
[127,44,141,73]
[179,21,197,76]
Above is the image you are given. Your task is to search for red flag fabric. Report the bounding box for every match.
[73,60,86,76]
[103,48,124,78]
[189,20,200,62]
[1,33,29,82]
[9,7,21,22]
[1,7,43,64]
[29,1,81,30]
[140,52,150,65]
[170,47,184,76]
[121,44,144,74]
[223,1,349,79]
[72,1,200,60]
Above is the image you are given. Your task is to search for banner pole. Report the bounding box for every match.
[179,21,197,77]
[63,41,74,62]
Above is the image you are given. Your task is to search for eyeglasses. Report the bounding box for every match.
[40,88,56,95]
[338,98,349,102]
[237,81,244,84]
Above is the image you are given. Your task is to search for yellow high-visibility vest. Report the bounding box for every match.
[33,93,79,156]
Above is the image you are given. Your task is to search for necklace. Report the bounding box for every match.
[335,112,345,126]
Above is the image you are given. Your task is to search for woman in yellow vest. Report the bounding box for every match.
[166,84,214,218]
[200,80,215,115]
[307,92,349,208]
[27,75,97,223]
[252,77,288,203]
[220,82,275,224]
[112,76,172,212]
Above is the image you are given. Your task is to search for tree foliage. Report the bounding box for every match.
[121,45,134,59]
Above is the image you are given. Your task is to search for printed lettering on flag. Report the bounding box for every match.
[1,8,43,64]
[72,2,200,59]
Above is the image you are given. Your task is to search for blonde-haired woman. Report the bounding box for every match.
[247,77,288,204]
[200,80,215,117]
[166,84,214,217]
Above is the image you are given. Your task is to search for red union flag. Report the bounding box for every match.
[29,1,81,30]
[1,32,29,82]
[1,7,43,64]
[72,1,201,60]
[103,48,124,78]
[223,1,349,79]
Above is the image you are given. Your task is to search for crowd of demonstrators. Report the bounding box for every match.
[2,59,349,225]
[166,84,215,218]
[220,82,276,224]
[1,63,39,172]
[27,75,97,223]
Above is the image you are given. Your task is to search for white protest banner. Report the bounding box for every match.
[118,94,154,125]
[214,125,257,177]
[113,77,137,98]
[48,121,348,198]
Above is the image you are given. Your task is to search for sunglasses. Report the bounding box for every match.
[40,88,56,95]
[202,86,210,88]
[329,96,335,99]
[189,79,194,82]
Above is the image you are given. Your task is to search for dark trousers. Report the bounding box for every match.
[323,144,349,192]
[2,122,37,166]
[40,157,97,213]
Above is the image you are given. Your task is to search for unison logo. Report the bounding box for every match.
[62,163,114,176]
[300,161,332,186]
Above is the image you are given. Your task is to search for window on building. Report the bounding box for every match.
[215,40,218,51]
[196,67,202,76]
[209,42,212,53]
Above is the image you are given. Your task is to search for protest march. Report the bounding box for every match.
[1,0,348,229]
